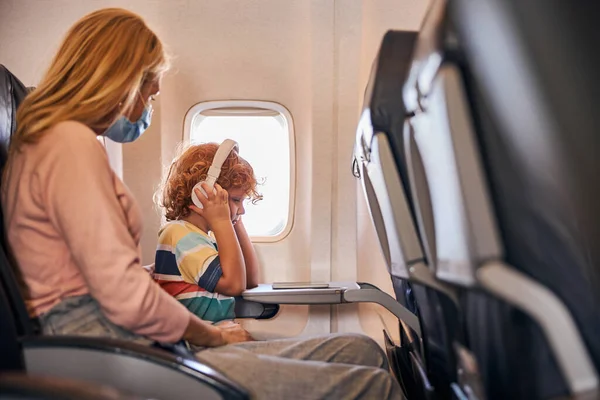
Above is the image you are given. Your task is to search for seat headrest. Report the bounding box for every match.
[0,65,28,171]
[363,30,418,135]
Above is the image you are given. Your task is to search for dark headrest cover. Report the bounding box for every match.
[365,30,418,133]
[0,65,28,170]
[362,31,418,217]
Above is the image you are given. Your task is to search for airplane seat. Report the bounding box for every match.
[0,372,148,400]
[0,64,249,400]
[400,0,600,398]
[0,254,25,372]
[353,30,465,399]
[0,65,27,172]
[0,257,152,400]
[0,66,31,334]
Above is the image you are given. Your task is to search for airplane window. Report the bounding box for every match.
[186,101,294,241]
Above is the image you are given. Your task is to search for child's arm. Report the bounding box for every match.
[234,219,260,288]
[190,183,246,296]
[211,220,246,295]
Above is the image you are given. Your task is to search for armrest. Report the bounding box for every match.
[234,297,279,319]
[21,336,249,400]
[242,282,421,337]
[0,372,144,400]
[478,261,599,395]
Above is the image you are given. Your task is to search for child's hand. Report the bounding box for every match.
[190,183,231,229]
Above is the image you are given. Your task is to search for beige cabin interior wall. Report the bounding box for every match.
[0,0,430,342]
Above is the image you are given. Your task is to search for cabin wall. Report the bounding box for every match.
[0,0,430,343]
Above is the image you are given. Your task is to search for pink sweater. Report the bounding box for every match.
[1,121,190,342]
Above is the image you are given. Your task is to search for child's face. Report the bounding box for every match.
[228,188,247,225]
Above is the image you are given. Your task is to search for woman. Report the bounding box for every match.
[1,8,402,399]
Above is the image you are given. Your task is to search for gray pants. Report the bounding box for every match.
[40,295,404,399]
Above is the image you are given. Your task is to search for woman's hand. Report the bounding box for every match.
[189,183,231,230]
[217,321,254,345]
[183,316,253,347]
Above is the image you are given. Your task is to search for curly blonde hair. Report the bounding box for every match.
[157,142,263,221]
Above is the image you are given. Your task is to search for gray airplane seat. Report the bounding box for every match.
[0,64,249,400]
[401,0,600,398]
[0,372,150,400]
[354,29,464,399]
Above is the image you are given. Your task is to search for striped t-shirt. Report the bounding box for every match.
[153,220,235,322]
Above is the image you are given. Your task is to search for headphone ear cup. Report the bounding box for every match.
[191,181,208,209]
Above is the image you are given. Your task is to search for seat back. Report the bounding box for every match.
[453,0,600,397]
[401,0,600,398]
[0,65,35,339]
[354,30,421,281]
[0,265,24,372]
[0,65,27,172]
[0,373,146,399]
[354,30,462,399]
[0,64,32,371]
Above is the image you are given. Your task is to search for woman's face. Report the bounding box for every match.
[125,76,160,122]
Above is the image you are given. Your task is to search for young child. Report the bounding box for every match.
[153,142,261,323]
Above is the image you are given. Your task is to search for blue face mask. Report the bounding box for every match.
[104,103,153,143]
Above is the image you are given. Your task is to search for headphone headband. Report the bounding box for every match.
[207,139,239,179]
[190,139,239,209]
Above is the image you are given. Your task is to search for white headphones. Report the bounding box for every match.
[191,139,239,209]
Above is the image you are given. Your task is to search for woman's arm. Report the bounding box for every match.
[43,122,191,342]
[234,219,260,288]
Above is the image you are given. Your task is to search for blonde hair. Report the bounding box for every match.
[11,8,169,151]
